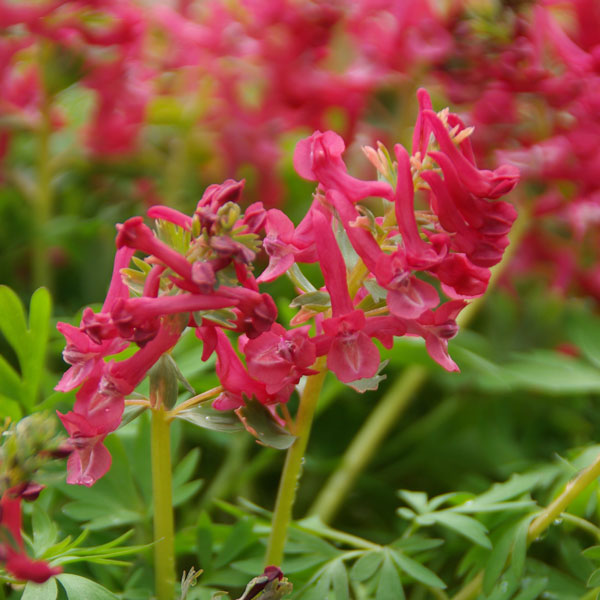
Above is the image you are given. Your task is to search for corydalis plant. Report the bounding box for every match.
[55,89,518,586]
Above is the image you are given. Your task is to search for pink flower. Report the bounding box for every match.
[293,130,392,202]
[424,109,520,199]
[57,410,114,487]
[406,300,466,372]
[242,324,317,394]
[257,210,298,283]
[313,209,381,382]
[0,490,61,583]
[116,217,194,283]
[374,252,439,319]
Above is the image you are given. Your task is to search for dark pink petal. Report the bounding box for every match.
[147,205,193,230]
[293,130,344,181]
[327,330,380,383]
[412,88,434,157]
[114,293,238,322]
[424,333,459,373]
[116,217,193,281]
[102,247,135,312]
[424,110,520,199]
[55,358,98,393]
[387,277,439,319]
[65,439,112,487]
[257,209,297,283]
[313,210,353,317]
[432,255,490,299]
[5,554,61,584]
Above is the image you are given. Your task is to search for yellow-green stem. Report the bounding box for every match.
[33,51,53,290]
[310,206,530,523]
[450,449,600,600]
[151,407,176,600]
[264,358,328,567]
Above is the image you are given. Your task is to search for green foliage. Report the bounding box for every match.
[0,286,51,419]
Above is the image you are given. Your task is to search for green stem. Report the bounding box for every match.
[559,512,600,540]
[151,407,176,600]
[527,451,600,543]
[33,49,53,291]
[450,449,600,600]
[309,365,427,523]
[264,358,328,567]
[310,206,531,524]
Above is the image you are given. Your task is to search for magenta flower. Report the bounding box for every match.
[257,210,298,283]
[374,252,439,319]
[313,209,381,382]
[116,217,194,283]
[0,490,61,583]
[406,300,466,372]
[212,329,277,410]
[294,130,392,202]
[424,109,520,200]
[57,411,113,487]
[242,324,317,394]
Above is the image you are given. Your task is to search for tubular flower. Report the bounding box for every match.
[0,489,61,583]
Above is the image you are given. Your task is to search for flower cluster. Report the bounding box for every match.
[57,89,518,487]
[429,0,600,302]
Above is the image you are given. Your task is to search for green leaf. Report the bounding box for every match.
[288,528,340,558]
[391,549,446,588]
[0,355,22,401]
[22,578,58,600]
[588,568,600,588]
[346,360,388,393]
[214,517,256,569]
[175,405,244,432]
[376,553,404,600]
[0,393,22,420]
[57,574,118,599]
[510,515,535,581]
[289,291,331,311]
[300,568,331,600]
[567,309,600,369]
[0,285,28,362]
[512,577,548,600]
[398,490,429,514]
[391,537,444,553]
[24,287,51,393]
[173,480,203,506]
[280,553,330,574]
[466,472,544,507]
[32,505,58,556]
[484,522,518,594]
[196,512,213,571]
[173,448,201,488]
[417,512,491,549]
[583,545,600,561]
[331,559,350,600]
[350,551,383,582]
[194,308,238,329]
[501,351,600,394]
[236,399,296,450]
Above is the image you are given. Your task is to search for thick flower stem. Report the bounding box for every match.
[151,407,176,600]
[309,205,530,523]
[265,358,328,567]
